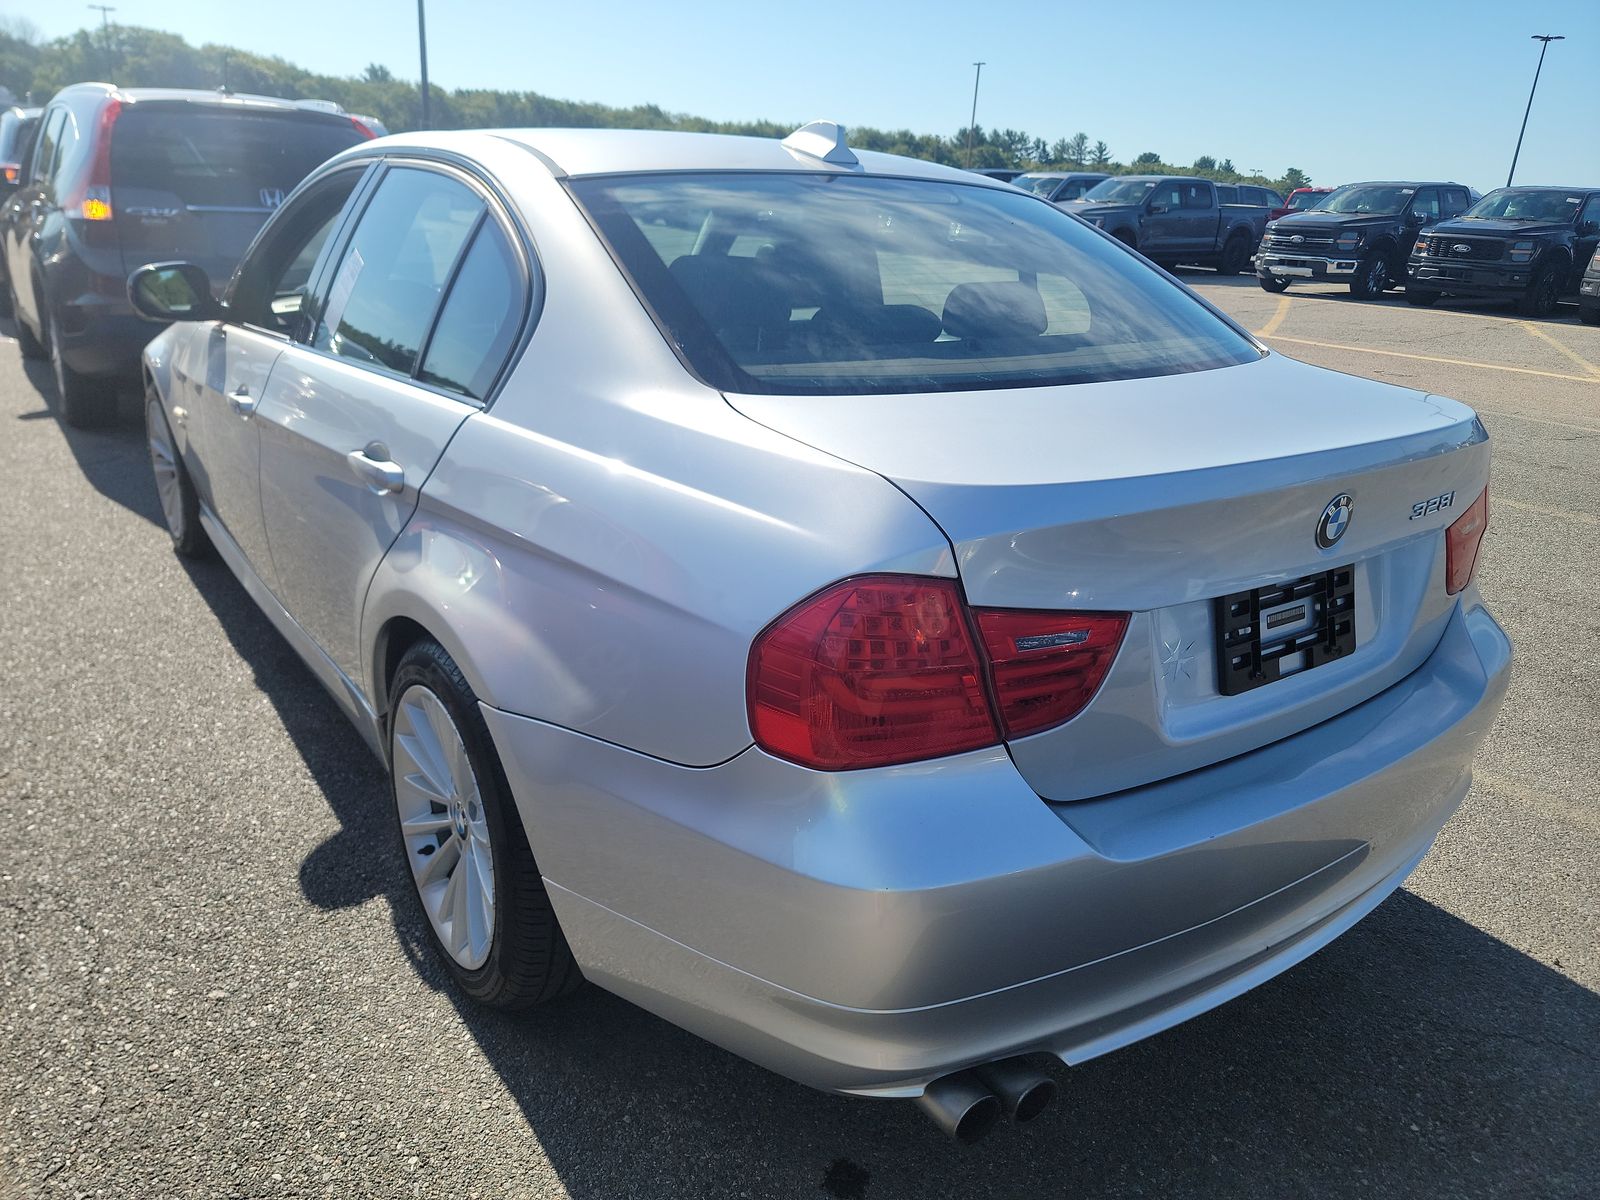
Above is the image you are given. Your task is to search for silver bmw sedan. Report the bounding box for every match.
[131,122,1511,1144]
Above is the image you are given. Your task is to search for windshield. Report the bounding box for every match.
[1011,174,1063,196]
[1287,191,1327,210]
[1463,189,1584,223]
[1081,177,1157,204]
[571,172,1258,396]
[1316,184,1416,215]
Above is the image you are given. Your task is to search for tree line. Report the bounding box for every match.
[0,21,1312,194]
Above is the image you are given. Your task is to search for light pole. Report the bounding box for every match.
[417,0,432,129]
[87,4,115,76]
[964,61,985,169]
[1507,34,1563,187]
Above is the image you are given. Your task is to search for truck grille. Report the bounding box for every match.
[1421,235,1502,262]
[1264,232,1336,254]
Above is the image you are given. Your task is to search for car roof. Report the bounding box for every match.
[3,106,42,119]
[1485,184,1599,193]
[356,127,1018,188]
[53,81,348,117]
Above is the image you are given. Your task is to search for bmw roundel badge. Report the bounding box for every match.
[1316,493,1354,549]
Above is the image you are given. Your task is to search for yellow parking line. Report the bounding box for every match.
[1492,495,1598,526]
[1262,334,1600,385]
[1256,296,1292,338]
[1520,322,1600,379]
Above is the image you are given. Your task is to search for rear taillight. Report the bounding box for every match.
[748,575,1127,770]
[1,162,18,186]
[68,99,121,221]
[1445,487,1489,595]
[973,609,1129,737]
[350,117,378,140]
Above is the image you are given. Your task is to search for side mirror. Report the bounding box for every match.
[128,262,222,323]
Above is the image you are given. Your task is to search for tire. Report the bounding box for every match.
[1516,261,1562,318]
[1349,251,1390,300]
[145,387,211,558]
[1406,289,1441,307]
[1579,302,1600,326]
[1114,230,1138,250]
[48,305,118,428]
[1217,232,1252,276]
[388,639,582,1009]
[10,282,46,359]
[1258,275,1291,293]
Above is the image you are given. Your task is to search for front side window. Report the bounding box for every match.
[1410,188,1441,220]
[229,168,367,334]
[1287,191,1325,211]
[313,167,483,377]
[572,172,1259,396]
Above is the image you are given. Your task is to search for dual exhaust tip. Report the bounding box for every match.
[914,1058,1059,1145]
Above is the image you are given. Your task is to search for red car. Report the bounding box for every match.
[1269,186,1334,221]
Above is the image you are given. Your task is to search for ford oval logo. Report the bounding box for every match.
[1451,243,1471,254]
[1316,493,1354,550]
[1290,234,1304,244]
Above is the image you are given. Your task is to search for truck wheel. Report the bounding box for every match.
[1349,252,1389,300]
[1516,262,1562,318]
[1406,289,1441,307]
[1114,230,1138,250]
[1579,303,1600,326]
[1217,232,1252,276]
[1258,275,1291,294]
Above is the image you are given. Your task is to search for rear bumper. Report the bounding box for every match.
[1407,257,1534,296]
[54,304,157,380]
[1258,252,1360,279]
[484,596,1510,1096]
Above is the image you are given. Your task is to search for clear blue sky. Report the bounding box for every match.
[24,0,1600,189]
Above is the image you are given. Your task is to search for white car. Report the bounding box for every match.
[131,122,1511,1143]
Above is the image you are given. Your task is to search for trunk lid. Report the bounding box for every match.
[110,104,367,289]
[726,353,1490,800]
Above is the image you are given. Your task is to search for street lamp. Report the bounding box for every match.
[417,0,432,129]
[1507,34,1563,187]
[964,62,985,169]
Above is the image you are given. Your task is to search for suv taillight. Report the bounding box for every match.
[748,575,1127,770]
[67,99,121,221]
[1445,487,1489,595]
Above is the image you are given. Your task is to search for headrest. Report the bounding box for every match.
[941,281,1048,341]
[810,303,942,346]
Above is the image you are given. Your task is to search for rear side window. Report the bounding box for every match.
[1181,182,1211,209]
[313,167,483,377]
[571,172,1259,396]
[418,219,524,400]
[30,108,64,185]
[110,109,365,211]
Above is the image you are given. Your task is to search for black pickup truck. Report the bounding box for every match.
[1066,175,1269,274]
[1581,245,1600,325]
[1405,186,1600,317]
[1257,181,1473,299]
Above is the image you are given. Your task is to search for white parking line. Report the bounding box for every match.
[1263,334,1600,386]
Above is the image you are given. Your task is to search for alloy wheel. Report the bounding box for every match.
[392,684,496,970]
[146,398,184,539]
[1365,257,1387,294]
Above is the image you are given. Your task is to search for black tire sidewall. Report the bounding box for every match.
[387,641,569,1007]
[1259,275,1290,293]
[1351,252,1388,300]
[144,389,207,556]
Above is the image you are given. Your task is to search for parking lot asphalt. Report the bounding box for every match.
[1,283,1596,1200]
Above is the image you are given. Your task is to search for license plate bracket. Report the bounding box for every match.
[1214,566,1356,696]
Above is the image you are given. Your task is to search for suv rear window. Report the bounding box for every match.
[572,172,1258,396]
[110,108,364,210]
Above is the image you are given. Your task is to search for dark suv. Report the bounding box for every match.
[1,83,372,426]
[1405,186,1600,317]
[1257,181,1473,299]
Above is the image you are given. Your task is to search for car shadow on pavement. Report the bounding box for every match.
[185,539,1595,1199]
[15,316,1597,1199]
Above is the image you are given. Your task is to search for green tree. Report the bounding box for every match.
[1049,137,1071,165]
[1090,140,1110,166]
[1067,132,1090,165]
[1193,154,1216,171]
[1133,150,1161,165]
[1279,166,1311,191]
[1218,157,1235,174]
[362,63,393,83]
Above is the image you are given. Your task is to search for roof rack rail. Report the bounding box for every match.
[781,120,857,167]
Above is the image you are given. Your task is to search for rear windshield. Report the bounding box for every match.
[571,172,1258,396]
[1011,175,1062,195]
[110,108,365,209]
[1287,191,1326,210]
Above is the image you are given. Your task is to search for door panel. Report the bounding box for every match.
[189,325,284,581]
[256,348,475,682]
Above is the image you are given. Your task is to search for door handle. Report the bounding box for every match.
[227,385,256,417]
[347,444,405,496]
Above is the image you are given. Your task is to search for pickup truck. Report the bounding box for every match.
[1405,186,1600,317]
[1066,175,1270,274]
[1257,180,1473,299]
[1581,244,1600,325]
[1012,171,1111,204]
